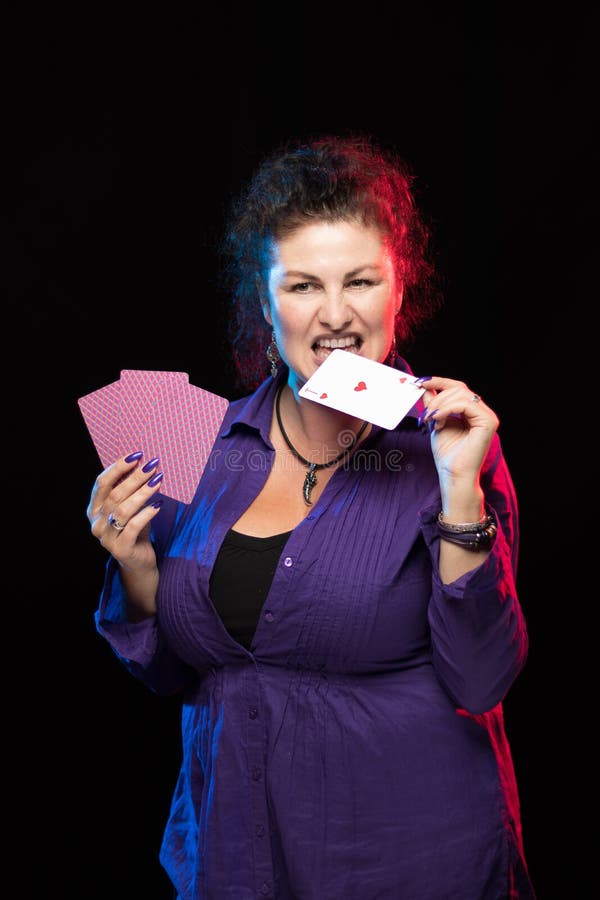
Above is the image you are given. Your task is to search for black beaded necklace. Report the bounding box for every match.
[275,384,369,506]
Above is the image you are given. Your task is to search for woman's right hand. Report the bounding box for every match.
[87,451,164,618]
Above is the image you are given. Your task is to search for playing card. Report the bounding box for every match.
[298,349,424,429]
[77,378,122,467]
[118,369,189,451]
[140,379,229,504]
[78,371,229,503]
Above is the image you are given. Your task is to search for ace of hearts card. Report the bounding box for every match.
[298,349,424,429]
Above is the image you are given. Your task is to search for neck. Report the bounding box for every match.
[277,382,369,455]
[275,382,370,506]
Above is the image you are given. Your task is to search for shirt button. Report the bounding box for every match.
[255,824,265,837]
[264,611,274,622]
[260,884,270,896]
[252,766,262,781]
[284,556,293,567]
[249,707,258,719]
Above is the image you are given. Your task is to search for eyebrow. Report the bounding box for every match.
[283,264,381,280]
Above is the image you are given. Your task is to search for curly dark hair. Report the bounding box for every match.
[220,133,442,394]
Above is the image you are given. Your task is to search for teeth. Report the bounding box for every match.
[315,337,357,349]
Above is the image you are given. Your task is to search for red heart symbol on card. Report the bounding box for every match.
[399,377,408,383]
[354,381,367,392]
[320,392,328,399]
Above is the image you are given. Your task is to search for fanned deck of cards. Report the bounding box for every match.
[78,370,230,503]
[299,349,425,429]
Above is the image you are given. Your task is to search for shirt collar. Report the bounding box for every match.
[220,369,285,447]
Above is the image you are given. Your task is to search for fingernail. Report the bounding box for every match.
[151,499,163,509]
[417,413,424,428]
[142,457,160,473]
[414,376,432,384]
[124,451,144,463]
[428,420,436,434]
[147,472,164,487]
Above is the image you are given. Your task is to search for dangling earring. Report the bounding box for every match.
[266,331,280,378]
[386,332,397,367]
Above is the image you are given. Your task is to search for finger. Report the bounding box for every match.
[88,453,160,521]
[87,451,145,520]
[419,381,475,418]
[415,375,465,422]
[428,395,498,433]
[415,385,438,425]
[98,499,163,552]
[91,470,164,540]
[108,456,162,506]
[416,376,466,392]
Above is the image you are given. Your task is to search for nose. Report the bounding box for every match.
[318,289,353,331]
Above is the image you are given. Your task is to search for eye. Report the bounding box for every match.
[347,278,375,289]
[289,281,318,293]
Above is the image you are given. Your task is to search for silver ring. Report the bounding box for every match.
[471,393,481,403]
[107,512,126,531]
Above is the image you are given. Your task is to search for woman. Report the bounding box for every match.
[88,135,535,898]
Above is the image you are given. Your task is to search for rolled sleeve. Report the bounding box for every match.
[94,557,193,696]
[419,501,529,714]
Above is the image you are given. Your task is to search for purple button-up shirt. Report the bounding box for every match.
[96,361,534,899]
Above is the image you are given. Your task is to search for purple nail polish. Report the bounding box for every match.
[124,451,143,463]
[142,457,160,473]
[151,499,163,509]
[414,376,433,384]
[147,471,164,487]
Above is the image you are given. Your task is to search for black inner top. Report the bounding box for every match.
[209,528,293,649]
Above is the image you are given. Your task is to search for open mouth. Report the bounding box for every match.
[312,336,362,360]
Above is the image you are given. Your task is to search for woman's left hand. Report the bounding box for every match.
[418,376,499,483]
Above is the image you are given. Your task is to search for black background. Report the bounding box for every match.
[12,6,594,898]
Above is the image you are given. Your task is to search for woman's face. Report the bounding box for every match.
[263,219,402,388]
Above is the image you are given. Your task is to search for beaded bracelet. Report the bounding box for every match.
[437,511,498,552]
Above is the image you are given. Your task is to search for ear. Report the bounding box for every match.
[394,284,404,316]
[262,302,273,326]
[256,274,273,325]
